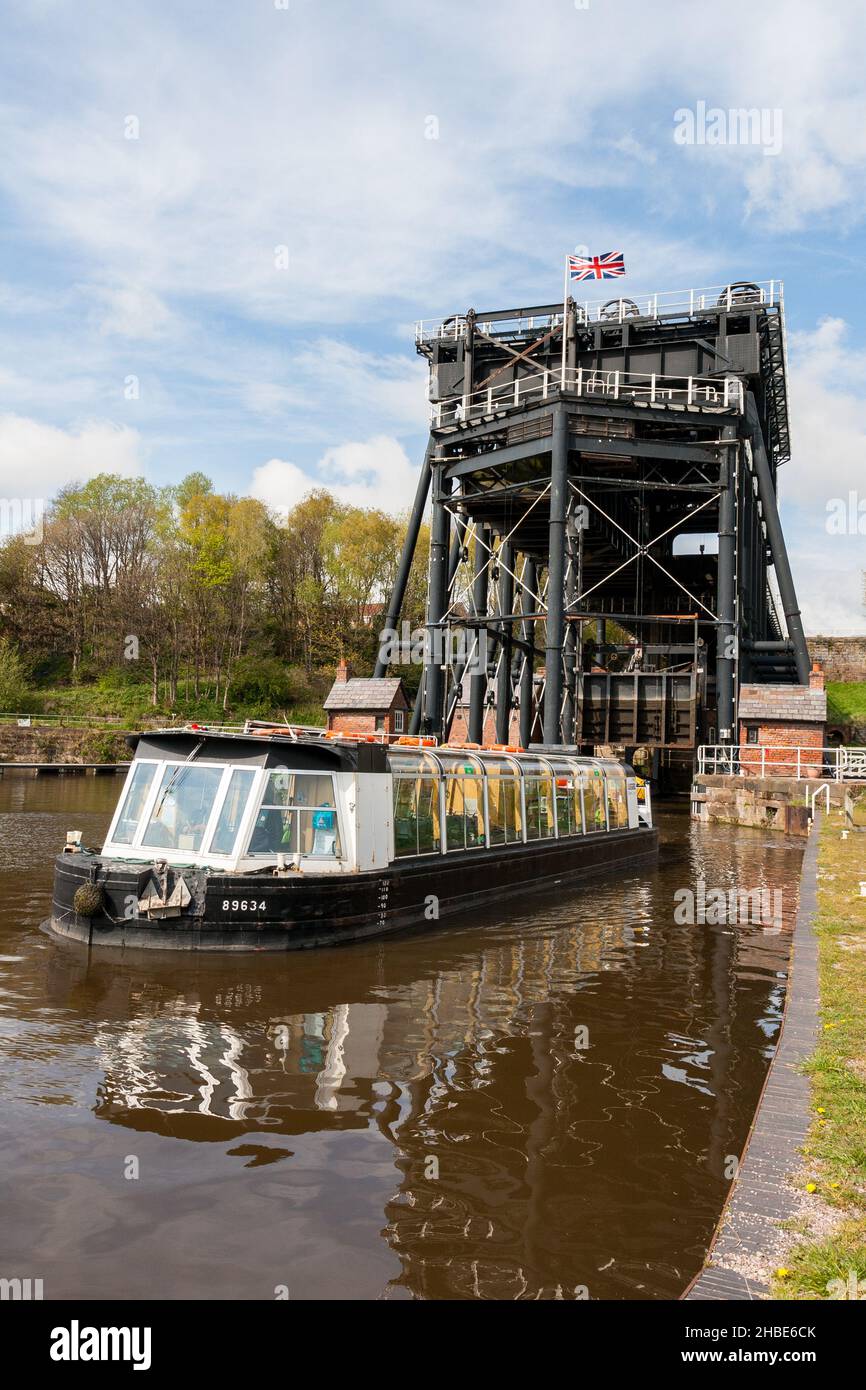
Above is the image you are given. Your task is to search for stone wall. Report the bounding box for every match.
[0,723,133,765]
[807,635,866,683]
[691,774,863,837]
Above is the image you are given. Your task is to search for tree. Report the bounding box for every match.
[0,637,29,709]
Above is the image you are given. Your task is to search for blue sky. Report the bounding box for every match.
[1,0,865,631]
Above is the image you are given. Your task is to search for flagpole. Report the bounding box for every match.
[561,254,569,390]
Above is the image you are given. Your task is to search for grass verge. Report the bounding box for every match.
[772,809,866,1299]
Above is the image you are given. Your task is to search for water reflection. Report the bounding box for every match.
[0,779,803,1300]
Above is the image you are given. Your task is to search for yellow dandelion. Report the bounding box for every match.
[776,1268,790,1279]
[806,1182,817,1193]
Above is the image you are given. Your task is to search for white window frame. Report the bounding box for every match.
[103,758,259,863]
[136,761,232,858]
[207,766,260,858]
[104,758,160,848]
[243,768,344,861]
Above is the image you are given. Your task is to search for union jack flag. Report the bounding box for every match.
[568,251,626,281]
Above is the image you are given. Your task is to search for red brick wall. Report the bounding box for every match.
[738,720,824,776]
[327,710,407,735]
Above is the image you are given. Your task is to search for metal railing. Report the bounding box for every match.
[0,711,124,728]
[697,744,866,781]
[416,280,783,342]
[432,366,744,427]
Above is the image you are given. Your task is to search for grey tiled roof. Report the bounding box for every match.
[738,684,826,722]
[323,677,406,711]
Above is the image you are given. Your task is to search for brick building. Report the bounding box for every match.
[737,664,827,776]
[323,660,410,736]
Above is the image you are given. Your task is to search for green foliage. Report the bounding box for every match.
[228,656,303,706]
[0,468,423,722]
[0,637,29,709]
[82,731,132,764]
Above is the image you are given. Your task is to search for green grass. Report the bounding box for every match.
[9,680,328,731]
[771,811,866,1299]
[826,681,866,725]
[773,1221,866,1299]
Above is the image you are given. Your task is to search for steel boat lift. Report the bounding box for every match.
[375,281,808,773]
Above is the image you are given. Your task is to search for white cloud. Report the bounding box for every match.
[788,537,866,635]
[0,414,143,502]
[250,435,419,516]
[4,0,862,335]
[785,317,866,508]
[93,282,175,340]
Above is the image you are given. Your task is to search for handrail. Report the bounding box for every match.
[416,281,783,342]
[432,366,744,427]
[697,744,866,782]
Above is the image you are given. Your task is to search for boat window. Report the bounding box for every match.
[541,756,578,840]
[141,763,225,854]
[246,771,342,858]
[208,768,256,856]
[511,756,547,776]
[393,773,441,857]
[111,761,158,845]
[554,772,577,836]
[486,758,522,845]
[605,770,630,829]
[582,768,608,832]
[572,771,585,833]
[388,750,441,777]
[524,774,554,840]
[443,759,485,851]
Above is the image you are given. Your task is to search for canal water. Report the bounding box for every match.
[0,774,805,1301]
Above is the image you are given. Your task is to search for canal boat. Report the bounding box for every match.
[43,724,657,952]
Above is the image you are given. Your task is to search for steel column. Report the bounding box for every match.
[562,522,577,744]
[745,395,810,684]
[496,540,515,743]
[468,526,491,742]
[374,443,432,677]
[519,558,537,748]
[543,408,569,744]
[716,439,736,742]
[422,462,451,736]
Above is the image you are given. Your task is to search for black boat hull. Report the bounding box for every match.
[44,826,658,952]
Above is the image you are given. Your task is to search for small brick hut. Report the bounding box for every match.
[737,664,827,776]
[323,659,410,736]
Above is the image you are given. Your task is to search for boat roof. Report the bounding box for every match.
[127,723,628,773]
[129,726,385,772]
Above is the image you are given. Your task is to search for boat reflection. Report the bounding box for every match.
[36,862,797,1299]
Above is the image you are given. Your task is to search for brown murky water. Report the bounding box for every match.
[0,773,805,1300]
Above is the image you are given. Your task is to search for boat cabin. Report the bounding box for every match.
[99,729,647,877]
